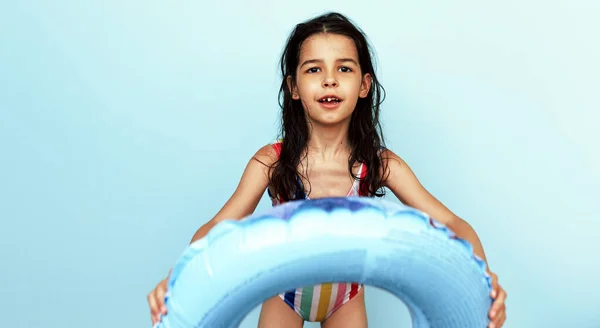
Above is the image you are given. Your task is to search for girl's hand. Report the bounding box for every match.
[488,270,507,327]
[147,276,169,326]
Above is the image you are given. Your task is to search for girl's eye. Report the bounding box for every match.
[306,67,352,73]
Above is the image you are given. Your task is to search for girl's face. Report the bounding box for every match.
[289,33,371,128]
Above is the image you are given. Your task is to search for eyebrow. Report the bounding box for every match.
[300,58,359,67]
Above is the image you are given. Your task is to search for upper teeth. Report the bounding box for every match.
[322,97,338,102]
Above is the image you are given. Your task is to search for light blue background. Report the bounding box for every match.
[1,1,599,327]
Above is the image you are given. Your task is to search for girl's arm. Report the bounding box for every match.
[380,149,489,265]
[380,149,507,328]
[189,144,278,244]
[148,144,277,325]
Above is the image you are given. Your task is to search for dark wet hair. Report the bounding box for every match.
[270,12,388,201]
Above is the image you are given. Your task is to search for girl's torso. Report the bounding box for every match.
[265,140,369,322]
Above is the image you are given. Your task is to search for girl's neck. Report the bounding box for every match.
[306,123,351,160]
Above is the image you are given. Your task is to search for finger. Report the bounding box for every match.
[156,281,168,315]
[489,273,498,298]
[490,288,507,317]
[152,288,166,320]
[488,309,504,328]
[493,310,506,328]
[147,292,159,325]
[489,299,504,319]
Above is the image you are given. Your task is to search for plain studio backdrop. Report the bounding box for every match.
[1,1,598,327]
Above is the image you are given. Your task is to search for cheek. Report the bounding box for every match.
[350,76,365,90]
[296,79,321,96]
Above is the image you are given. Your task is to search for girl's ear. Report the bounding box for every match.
[287,76,300,100]
[359,73,372,98]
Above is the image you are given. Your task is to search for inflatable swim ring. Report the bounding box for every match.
[156,197,492,328]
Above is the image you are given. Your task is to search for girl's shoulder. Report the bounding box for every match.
[270,138,283,156]
[251,140,281,168]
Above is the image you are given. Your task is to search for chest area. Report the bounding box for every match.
[297,159,363,199]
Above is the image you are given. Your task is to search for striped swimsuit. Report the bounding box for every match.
[267,141,368,322]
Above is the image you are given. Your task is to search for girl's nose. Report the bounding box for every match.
[322,77,338,88]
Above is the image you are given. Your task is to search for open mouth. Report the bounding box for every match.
[318,96,342,103]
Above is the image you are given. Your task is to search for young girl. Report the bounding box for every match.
[148,12,507,328]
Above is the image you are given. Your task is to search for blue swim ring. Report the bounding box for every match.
[156,197,492,328]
